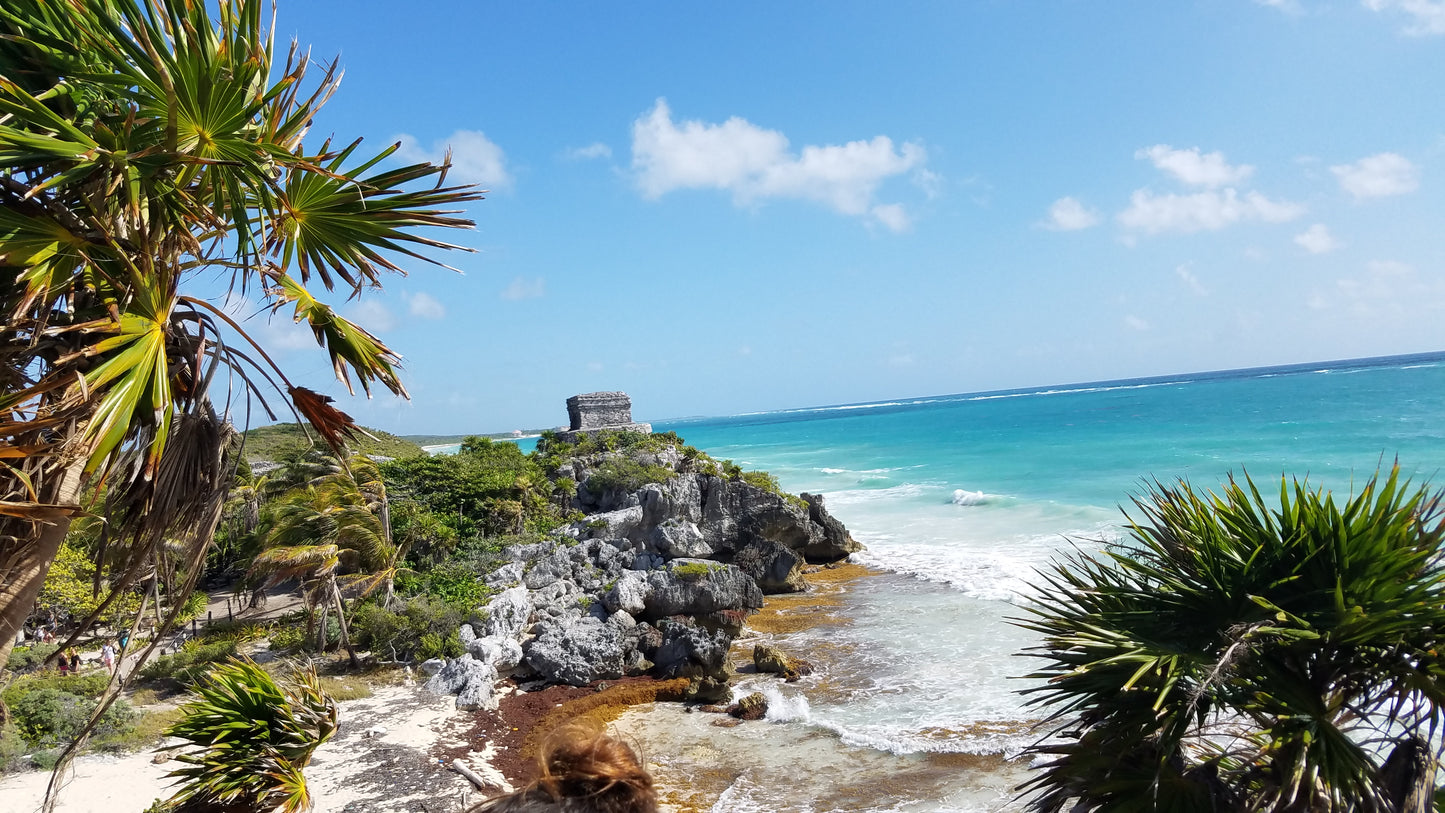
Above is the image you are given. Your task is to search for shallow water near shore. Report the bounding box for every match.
[633,352,1445,811]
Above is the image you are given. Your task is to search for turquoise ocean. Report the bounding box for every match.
[610,351,1445,812]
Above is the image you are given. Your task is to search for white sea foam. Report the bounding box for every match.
[951,489,988,506]
[824,483,928,506]
[761,686,812,723]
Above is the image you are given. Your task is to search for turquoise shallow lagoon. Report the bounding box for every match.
[628,351,1445,811]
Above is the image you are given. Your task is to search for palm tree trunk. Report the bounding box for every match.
[329,577,359,668]
[316,601,329,653]
[0,461,87,672]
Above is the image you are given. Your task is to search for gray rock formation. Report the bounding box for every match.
[419,405,861,707]
[524,617,627,686]
[572,473,859,594]
[641,559,763,619]
[423,655,498,710]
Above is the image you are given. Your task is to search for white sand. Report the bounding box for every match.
[0,683,487,813]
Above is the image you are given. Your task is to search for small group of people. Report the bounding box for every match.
[54,648,81,674]
[467,723,656,813]
[52,633,127,674]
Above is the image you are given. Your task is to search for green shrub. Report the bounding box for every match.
[415,631,463,661]
[587,458,675,493]
[195,620,268,645]
[1018,467,1445,812]
[6,642,59,671]
[162,659,338,812]
[268,625,305,651]
[350,597,467,663]
[172,590,210,622]
[0,721,26,773]
[139,639,238,683]
[7,686,135,748]
[406,562,491,607]
[2,670,110,704]
[672,562,717,581]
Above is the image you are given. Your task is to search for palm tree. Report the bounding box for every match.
[1016,467,1445,813]
[248,541,357,667]
[0,0,480,673]
[163,657,338,813]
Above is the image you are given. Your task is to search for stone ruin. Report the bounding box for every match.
[557,391,651,442]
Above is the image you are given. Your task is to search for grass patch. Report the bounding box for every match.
[94,707,185,752]
[316,676,372,701]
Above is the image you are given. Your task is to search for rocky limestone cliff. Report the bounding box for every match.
[424,431,860,707]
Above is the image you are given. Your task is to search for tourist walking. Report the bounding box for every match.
[69,649,81,672]
[101,641,115,672]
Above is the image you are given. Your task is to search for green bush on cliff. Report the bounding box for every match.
[587,458,675,493]
[672,562,719,581]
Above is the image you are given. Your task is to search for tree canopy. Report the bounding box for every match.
[0,0,479,673]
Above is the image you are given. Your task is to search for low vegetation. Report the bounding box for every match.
[239,423,424,466]
[1018,467,1445,812]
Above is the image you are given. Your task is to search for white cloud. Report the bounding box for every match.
[1124,315,1151,331]
[1043,196,1101,231]
[1117,188,1304,234]
[887,353,917,367]
[1330,152,1419,199]
[913,168,944,199]
[345,299,397,333]
[1136,145,1255,188]
[407,291,446,320]
[501,276,545,301]
[1363,0,1445,35]
[1294,223,1342,254]
[395,129,512,190]
[1176,264,1208,295]
[565,143,612,161]
[630,98,925,230]
[871,203,912,233]
[1334,260,1437,313]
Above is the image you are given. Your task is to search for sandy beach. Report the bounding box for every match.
[0,683,491,813]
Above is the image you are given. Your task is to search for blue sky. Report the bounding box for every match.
[238,1,1445,434]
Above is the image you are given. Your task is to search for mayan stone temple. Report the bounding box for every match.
[558,391,651,441]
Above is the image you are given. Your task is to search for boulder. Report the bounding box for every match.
[602,571,649,615]
[642,560,763,619]
[753,643,814,680]
[484,561,525,589]
[524,617,627,686]
[730,691,768,721]
[467,635,524,671]
[801,493,861,561]
[649,518,715,558]
[639,476,705,526]
[424,655,498,710]
[578,506,646,542]
[732,539,806,593]
[479,587,532,641]
[652,616,732,679]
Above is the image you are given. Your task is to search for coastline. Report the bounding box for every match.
[607,560,1035,812]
